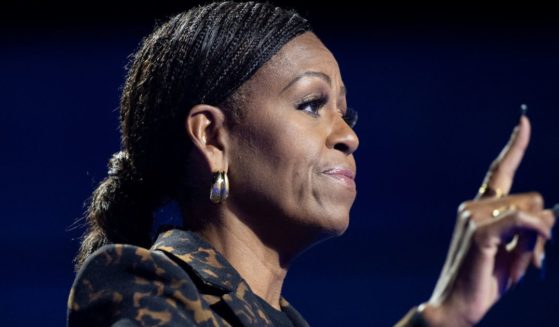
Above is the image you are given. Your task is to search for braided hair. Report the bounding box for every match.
[74,1,311,271]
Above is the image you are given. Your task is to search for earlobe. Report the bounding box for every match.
[185,104,229,172]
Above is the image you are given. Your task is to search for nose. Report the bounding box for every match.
[327,115,359,155]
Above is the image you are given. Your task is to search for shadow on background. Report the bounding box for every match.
[2,1,558,326]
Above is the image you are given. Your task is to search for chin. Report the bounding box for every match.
[317,212,351,238]
[302,218,349,252]
[286,205,352,245]
[332,216,350,236]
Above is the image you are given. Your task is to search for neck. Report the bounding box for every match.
[182,198,322,310]
[198,218,288,310]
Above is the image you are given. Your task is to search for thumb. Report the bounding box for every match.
[477,115,531,199]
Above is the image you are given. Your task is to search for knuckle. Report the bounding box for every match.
[489,159,500,172]
[527,192,544,211]
[544,211,556,225]
[466,218,478,233]
[511,211,525,226]
[457,209,472,223]
[468,211,483,222]
[458,201,473,213]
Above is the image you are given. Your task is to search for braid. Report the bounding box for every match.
[74,151,162,269]
[74,1,311,271]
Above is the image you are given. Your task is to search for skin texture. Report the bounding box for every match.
[184,31,555,325]
[184,31,358,310]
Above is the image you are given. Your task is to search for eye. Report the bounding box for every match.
[342,107,358,128]
[296,95,328,117]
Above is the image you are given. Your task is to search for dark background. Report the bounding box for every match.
[2,1,559,326]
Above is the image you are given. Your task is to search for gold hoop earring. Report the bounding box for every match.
[209,171,229,203]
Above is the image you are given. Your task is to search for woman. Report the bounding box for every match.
[67,1,556,326]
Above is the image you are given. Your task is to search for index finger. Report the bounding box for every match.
[476,115,531,200]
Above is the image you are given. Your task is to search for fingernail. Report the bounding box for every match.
[520,103,528,116]
[539,253,545,268]
[508,277,516,291]
[540,254,547,280]
[552,203,559,218]
[551,204,559,244]
[516,273,525,286]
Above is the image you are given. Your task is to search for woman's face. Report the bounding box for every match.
[227,32,359,242]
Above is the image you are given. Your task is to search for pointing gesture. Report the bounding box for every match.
[399,114,556,327]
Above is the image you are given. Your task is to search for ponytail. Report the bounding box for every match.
[74,151,163,271]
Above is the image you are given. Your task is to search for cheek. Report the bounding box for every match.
[228,110,354,235]
[229,115,322,214]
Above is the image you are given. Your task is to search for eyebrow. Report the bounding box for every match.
[280,71,347,97]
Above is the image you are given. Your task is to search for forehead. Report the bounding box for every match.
[270,32,338,74]
[248,32,342,94]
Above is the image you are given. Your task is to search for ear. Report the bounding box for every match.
[185,104,229,173]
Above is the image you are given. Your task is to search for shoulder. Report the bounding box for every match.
[68,244,220,327]
[70,243,187,287]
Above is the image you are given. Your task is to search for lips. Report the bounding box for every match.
[322,167,356,189]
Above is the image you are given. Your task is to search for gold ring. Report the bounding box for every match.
[491,204,517,218]
[478,183,505,199]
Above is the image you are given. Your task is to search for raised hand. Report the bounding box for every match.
[421,115,556,327]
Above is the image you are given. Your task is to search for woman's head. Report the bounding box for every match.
[207,32,359,249]
[75,1,357,270]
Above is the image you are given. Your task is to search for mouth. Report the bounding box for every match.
[322,167,356,190]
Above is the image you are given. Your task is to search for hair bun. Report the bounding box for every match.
[107,151,132,178]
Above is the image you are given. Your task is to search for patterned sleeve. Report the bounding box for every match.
[67,244,223,327]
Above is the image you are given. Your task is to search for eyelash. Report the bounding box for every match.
[296,95,358,128]
[343,107,358,128]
